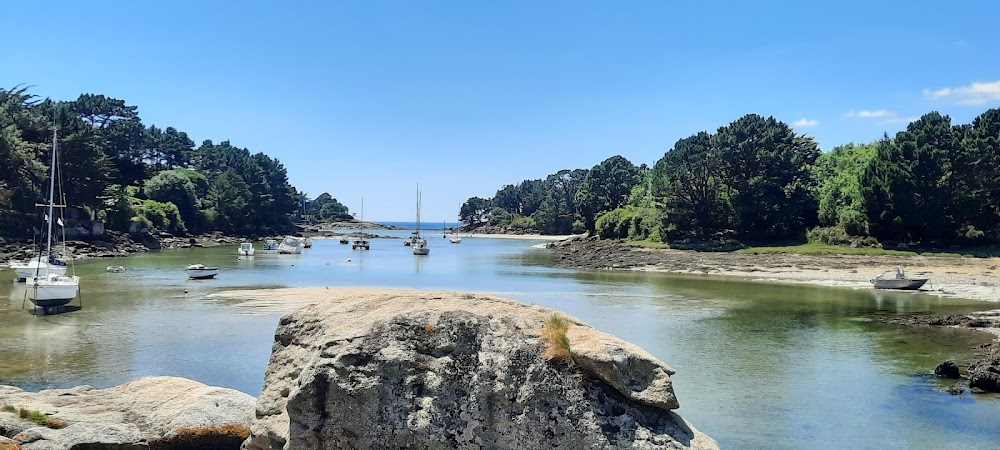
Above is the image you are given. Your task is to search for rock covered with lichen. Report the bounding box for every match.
[240,288,717,450]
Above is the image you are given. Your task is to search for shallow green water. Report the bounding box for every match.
[1,233,997,449]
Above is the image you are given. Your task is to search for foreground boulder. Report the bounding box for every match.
[0,376,255,449]
[240,288,717,449]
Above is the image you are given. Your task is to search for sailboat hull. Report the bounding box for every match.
[25,275,80,307]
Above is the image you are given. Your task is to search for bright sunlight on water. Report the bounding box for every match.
[2,231,998,449]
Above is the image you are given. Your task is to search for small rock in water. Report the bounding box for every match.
[934,360,961,379]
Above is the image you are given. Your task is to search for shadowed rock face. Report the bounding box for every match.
[240,288,717,450]
[0,376,255,450]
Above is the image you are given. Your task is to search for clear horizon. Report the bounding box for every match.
[4,1,999,222]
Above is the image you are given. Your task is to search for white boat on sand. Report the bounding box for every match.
[871,267,928,290]
[186,264,219,279]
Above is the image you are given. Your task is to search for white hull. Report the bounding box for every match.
[238,243,255,256]
[11,259,67,281]
[413,246,430,255]
[277,236,304,254]
[187,267,219,279]
[449,236,462,243]
[26,274,80,307]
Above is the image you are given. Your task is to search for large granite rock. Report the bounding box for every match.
[241,288,717,449]
[0,376,255,449]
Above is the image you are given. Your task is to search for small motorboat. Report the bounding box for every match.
[871,267,928,290]
[303,237,313,248]
[352,239,370,250]
[186,264,219,279]
[106,265,126,273]
[262,239,279,251]
[449,234,462,244]
[238,242,255,256]
[339,236,349,244]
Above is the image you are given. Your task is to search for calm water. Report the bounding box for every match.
[2,231,998,449]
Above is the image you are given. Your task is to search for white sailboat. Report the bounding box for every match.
[26,128,80,310]
[412,188,429,256]
[353,198,370,250]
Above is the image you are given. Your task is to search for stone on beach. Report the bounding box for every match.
[238,287,717,450]
[0,376,255,449]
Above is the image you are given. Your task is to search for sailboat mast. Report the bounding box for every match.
[45,128,58,265]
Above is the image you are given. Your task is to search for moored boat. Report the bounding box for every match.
[186,264,219,279]
[277,236,305,254]
[238,242,255,256]
[25,128,79,312]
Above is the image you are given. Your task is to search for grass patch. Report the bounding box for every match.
[1,405,65,429]
[541,314,573,363]
[627,239,669,249]
[736,243,964,257]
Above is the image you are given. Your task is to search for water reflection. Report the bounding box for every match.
[1,238,998,449]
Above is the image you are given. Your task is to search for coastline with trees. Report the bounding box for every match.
[460,109,1000,253]
[0,86,353,259]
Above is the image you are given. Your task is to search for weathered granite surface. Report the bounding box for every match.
[0,376,255,449]
[240,288,717,450]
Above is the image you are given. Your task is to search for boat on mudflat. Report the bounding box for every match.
[871,267,928,290]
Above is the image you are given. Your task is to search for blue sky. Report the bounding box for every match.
[4,1,999,221]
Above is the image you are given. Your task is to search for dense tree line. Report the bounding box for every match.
[462,109,1000,246]
[0,86,345,239]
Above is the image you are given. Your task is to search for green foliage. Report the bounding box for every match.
[307,192,351,221]
[459,196,490,225]
[140,200,185,233]
[650,115,820,241]
[576,155,641,232]
[806,226,878,247]
[813,142,877,235]
[595,206,661,240]
[144,170,201,232]
[103,185,136,231]
[509,215,536,230]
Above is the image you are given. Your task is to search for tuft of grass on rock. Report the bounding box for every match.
[541,314,573,363]
[3,405,64,429]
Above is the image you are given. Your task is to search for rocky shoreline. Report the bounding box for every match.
[0,221,407,266]
[544,237,1000,303]
[875,311,1000,395]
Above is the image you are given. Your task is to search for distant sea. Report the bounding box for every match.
[377,221,463,230]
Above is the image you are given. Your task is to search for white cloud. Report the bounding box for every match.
[844,109,895,119]
[793,118,818,127]
[923,80,1000,106]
